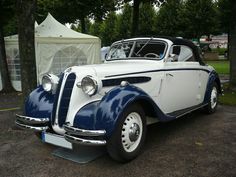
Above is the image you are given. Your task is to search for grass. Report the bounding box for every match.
[211,48,227,55]
[219,83,236,106]
[219,91,236,106]
[206,60,229,74]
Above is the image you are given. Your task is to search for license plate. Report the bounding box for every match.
[42,132,72,149]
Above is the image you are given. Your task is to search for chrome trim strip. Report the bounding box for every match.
[15,121,49,131]
[16,114,49,124]
[64,124,106,137]
[64,133,106,146]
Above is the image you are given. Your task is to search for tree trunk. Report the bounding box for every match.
[0,25,14,92]
[131,0,140,37]
[17,0,37,101]
[229,1,236,86]
[80,17,86,33]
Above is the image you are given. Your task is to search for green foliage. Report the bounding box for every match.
[138,3,156,36]
[116,3,132,39]
[155,0,184,37]
[0,0,17,36]
[181,0,219,39]
[211,48,228,56]
[100,12,119,46]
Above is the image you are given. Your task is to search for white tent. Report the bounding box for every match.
[3,13,101,91]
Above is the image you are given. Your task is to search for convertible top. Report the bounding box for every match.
[121,36,205,65]
[159,36,204,65]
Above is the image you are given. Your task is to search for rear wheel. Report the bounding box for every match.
[204,83,218,114]
[107,104,146,162]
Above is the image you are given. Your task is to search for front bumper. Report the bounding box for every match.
[64,123,106,146]
[15,114,49,131]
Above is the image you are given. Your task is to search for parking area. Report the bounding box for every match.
[0,93,235,177]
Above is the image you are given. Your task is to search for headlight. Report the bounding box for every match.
[42,74,59,93]
[81,76,98,96]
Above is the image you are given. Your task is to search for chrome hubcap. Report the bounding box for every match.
[121,112,143,152]
[211,87,218,109]
[129,123,140,142]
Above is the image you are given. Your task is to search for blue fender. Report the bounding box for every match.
[24,86,54,120]
[73,84,175,138]
[203,70,222,104]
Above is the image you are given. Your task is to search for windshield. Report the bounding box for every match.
[106,39,167,60]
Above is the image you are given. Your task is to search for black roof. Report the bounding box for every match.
[126,36,205,65]
[164,37,204,65]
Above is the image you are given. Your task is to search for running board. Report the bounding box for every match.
[167,103,208,118]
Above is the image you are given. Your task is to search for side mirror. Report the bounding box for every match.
[166,54,178,62]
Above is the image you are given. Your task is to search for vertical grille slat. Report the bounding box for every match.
[58,73,76,127]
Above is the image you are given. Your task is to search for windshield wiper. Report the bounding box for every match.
[135,37,153,56]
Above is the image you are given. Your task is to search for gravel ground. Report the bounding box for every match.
[0,93,236,177]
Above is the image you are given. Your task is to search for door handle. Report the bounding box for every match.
[166,73,173,77]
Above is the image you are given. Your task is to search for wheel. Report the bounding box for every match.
[107,104,146,162]
[204,83,218,114]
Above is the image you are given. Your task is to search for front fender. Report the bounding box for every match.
[73,84,174,138]
[24,86,54,119]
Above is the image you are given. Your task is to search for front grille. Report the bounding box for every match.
[51,73,64,125]
[58,73,76,127]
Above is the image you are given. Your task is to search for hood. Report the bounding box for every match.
[72,60,164,79]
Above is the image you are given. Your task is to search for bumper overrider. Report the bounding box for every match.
[64,123,107,146]
[15,114,49,131]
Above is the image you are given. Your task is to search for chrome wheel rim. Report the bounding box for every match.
[211,87,218,109]
[121,112,143,152]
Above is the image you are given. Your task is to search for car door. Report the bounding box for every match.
[158,45,201,114]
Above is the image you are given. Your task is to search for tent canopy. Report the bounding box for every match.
[3,13,101,91]
[35,13,98,39]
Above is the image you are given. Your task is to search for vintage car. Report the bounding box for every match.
[16,37,222,162]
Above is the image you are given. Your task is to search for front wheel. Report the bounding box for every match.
[204,83,218,114]
[107,104,146,162]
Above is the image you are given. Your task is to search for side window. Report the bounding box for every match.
[170,45,195,62]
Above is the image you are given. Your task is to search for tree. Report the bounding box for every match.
[155,0,184,37]
[0,0,15,92]
[181,0,219,39]
[38,0,116,33]
[17,0,37,98]
[138,2,156,36]
[100,12,119,46]
[218,0,236,86]
[117,3,132,39]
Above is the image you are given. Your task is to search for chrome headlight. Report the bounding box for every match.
[42,74,59,93]
[81,76,98,96]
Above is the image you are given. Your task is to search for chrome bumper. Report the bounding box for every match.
[64,123,106,146]
[15,114,49,131]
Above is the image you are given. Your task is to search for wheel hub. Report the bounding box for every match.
[129,123,140,142]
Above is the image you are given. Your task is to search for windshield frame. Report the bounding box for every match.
[105,39,168,61]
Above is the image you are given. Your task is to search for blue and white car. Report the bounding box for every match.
[16,37,222,162]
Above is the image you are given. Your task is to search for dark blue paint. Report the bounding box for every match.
[203,70,222,104]
[73,85,175,138]
[58,73,76,127]
[24,86,54,121]
[105,68,210,78]
[102,76,151,87]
